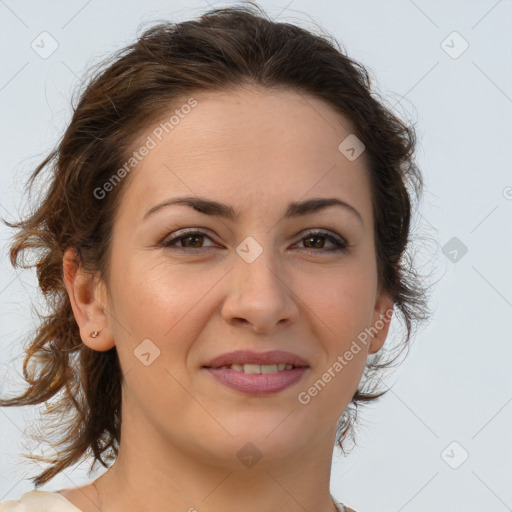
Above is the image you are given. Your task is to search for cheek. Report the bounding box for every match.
[294,269,374,419]
[295,261,376,394]
[298,260,376,334]
[107,257,224,370]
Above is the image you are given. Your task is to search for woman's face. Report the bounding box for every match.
[85,86,393,468]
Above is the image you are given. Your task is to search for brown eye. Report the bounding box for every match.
[177,233,204,248]
[162,230,216,250]
[296,230,348,252]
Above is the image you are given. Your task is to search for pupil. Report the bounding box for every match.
[306,236,323,248]
[184,235,202,248]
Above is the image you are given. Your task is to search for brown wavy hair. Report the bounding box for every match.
[0,1,429,486]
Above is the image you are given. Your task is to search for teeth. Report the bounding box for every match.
[218,363,295,373]
[244,364,263,374]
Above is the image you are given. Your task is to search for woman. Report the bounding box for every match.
[0,3,428,511]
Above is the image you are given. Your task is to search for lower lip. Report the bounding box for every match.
[204,367,309,395]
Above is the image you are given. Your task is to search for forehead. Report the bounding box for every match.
[117,86,372,223]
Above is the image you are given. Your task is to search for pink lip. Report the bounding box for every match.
[203,350,309,368]
[205,367,309,395]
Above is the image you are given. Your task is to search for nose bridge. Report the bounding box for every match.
[221,233,298,331]
[234,234,285,296]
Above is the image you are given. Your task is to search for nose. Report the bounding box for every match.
[220,244,300,334]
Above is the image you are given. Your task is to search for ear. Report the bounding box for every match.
[368,287,394,355]
[62,247,115,351]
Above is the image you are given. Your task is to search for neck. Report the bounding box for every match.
[92,403,341,512]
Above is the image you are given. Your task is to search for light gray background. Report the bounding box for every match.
[0,1,511,511]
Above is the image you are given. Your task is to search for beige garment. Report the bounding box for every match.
[0,490,358,512]
[0,491,82,511]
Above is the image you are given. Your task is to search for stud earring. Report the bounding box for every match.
[90,330,102,338]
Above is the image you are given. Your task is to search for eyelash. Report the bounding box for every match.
[160,228,348,254]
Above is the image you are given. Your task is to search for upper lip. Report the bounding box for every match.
[203,350,309,368]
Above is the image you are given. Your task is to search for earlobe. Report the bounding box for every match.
[368,291,394,355]
[62,247,115,351]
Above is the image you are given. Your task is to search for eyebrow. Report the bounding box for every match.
[143,196,363,225]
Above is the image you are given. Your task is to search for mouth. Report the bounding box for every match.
[202,350,310,395]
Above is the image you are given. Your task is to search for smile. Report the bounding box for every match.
[204,366,309,395]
